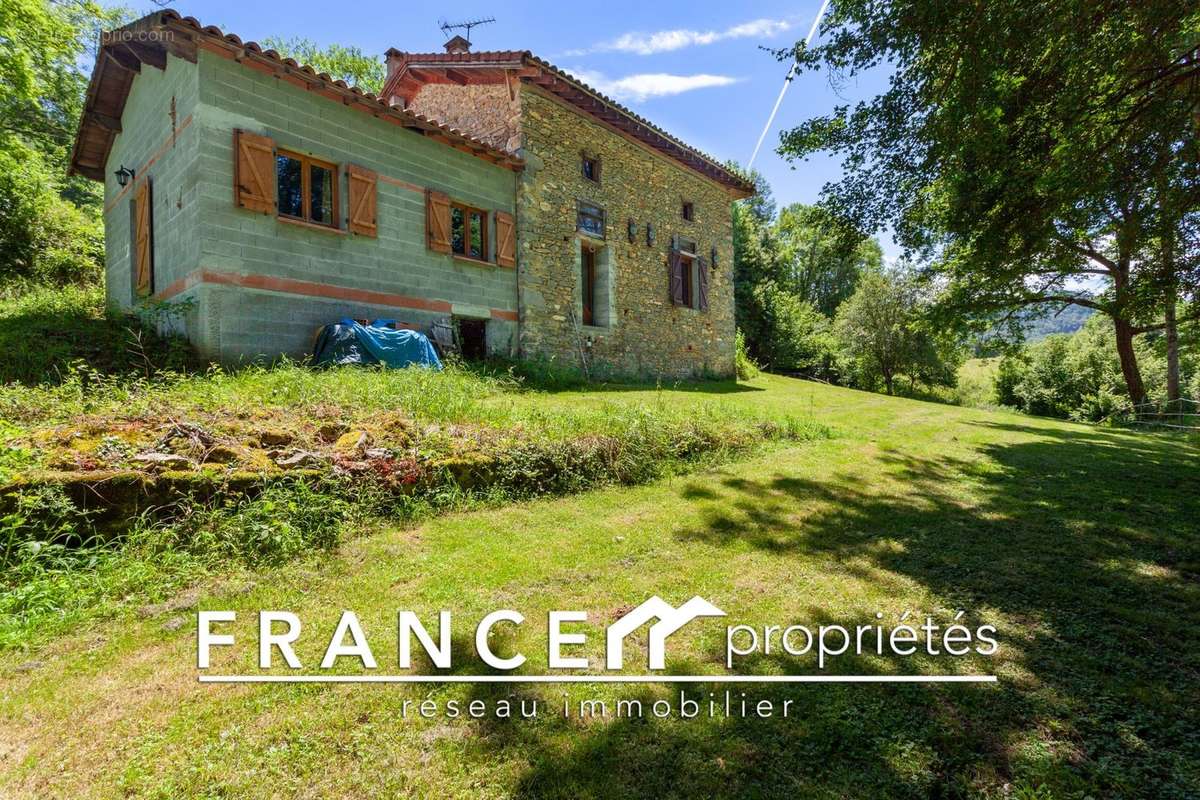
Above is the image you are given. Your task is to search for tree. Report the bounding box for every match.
[774,203,881,317]
[778,0,1200,405]
[0,0,126,283]
[262,37,385,94]
[835,270,962,395]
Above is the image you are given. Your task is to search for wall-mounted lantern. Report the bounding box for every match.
[114,165,135,187]
[627,218,638,243]
[646,223,655,247]
[711,245,718,268]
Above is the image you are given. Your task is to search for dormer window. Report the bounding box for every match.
[681,201,694,222]
[582,154,601,183]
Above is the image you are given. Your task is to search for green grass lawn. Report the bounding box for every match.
[2,374,1198,798]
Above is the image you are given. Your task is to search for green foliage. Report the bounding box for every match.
[748,282,839,378]
[774,203,881,317]
[0,0,129,283]
[0,283,197,385]
[0,142,104,284]
[995,314,1199,421]
[261,37,385,94]
[780,0,1200,404]
[835,270,964,395]
[734,330,759,381]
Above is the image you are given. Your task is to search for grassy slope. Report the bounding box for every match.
[2,375,1198,799]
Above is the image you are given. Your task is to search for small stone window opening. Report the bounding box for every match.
[582,153,601,183]
[682,200,695,222]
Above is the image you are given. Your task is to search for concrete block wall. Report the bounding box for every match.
[156,49,520,363]
[102,52,201,311]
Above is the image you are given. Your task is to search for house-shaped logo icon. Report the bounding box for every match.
[606,596,726,670]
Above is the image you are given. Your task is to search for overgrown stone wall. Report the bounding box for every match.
[408,83,522,153]
[516,88,736,379]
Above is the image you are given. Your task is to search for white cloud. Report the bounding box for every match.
[567,69,740,102]
[567,17,793,56]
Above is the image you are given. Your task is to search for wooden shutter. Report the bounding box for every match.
[134,180,153,297]
[346,164,378,237]
[233,129,275,213]
[426,189,451,253]
[495,211,516,267]
[668,249,684,306]
[697,256,709,311]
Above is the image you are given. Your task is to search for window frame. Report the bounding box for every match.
[582,153,601,184]
[577,200,606,240]
[581,244,597,326]
[276,148,340,229]
[678,238,697,308]
[681,200,695,222]
[449,200,491,261]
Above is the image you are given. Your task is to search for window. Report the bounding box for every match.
[682,201,694,222]
[450,201,489,260]
[276,149,338,227]
[680,252,694,307]
[581,246,597,326]
[577,201,606,239]
[582,154,601,183]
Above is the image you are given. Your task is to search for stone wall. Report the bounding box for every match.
[515,87,736,379]
[407,83,522,153]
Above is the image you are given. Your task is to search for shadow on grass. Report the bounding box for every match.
[458,419,1200,798]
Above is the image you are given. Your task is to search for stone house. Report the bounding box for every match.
[71,11,754,378]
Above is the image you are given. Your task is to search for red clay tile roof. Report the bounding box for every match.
[69,11,522,181]
[383,49,755,197]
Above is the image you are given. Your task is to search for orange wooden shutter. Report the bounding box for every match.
[233,129,276,213]
[495,211,516,267]
[134,180,153,297]
[426,189,451,253]
[346,164,378,237]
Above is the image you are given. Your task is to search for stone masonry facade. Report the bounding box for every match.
[408,81,736,379]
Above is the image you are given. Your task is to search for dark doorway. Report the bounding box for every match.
[581,246,596,326]
[456,318,487,361]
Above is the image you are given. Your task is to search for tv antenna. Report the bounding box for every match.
[438,17,495,43]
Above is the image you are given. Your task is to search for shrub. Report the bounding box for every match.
[749,281,840,378]
[0,145,103,286]
[734,330,760,381]
[992,314,1197,421]
[0,283,198,385]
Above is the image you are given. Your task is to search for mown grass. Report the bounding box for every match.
[1,373,1196,798]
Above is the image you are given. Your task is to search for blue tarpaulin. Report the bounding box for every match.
[312,319,442,370]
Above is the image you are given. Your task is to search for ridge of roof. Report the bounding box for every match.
[69,11,522,181]
[385,50,754,196]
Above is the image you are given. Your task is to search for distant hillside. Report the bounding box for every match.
[1021,304,1095,340]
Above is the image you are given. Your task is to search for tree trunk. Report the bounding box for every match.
[1165,289,1180,404]
[1162,231,1181,404]
[1112,317,1147,405]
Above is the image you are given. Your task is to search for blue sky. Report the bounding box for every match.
[152,1,896,256]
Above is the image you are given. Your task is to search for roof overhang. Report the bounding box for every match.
[383,50,756,198]
[70,11,523,182]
